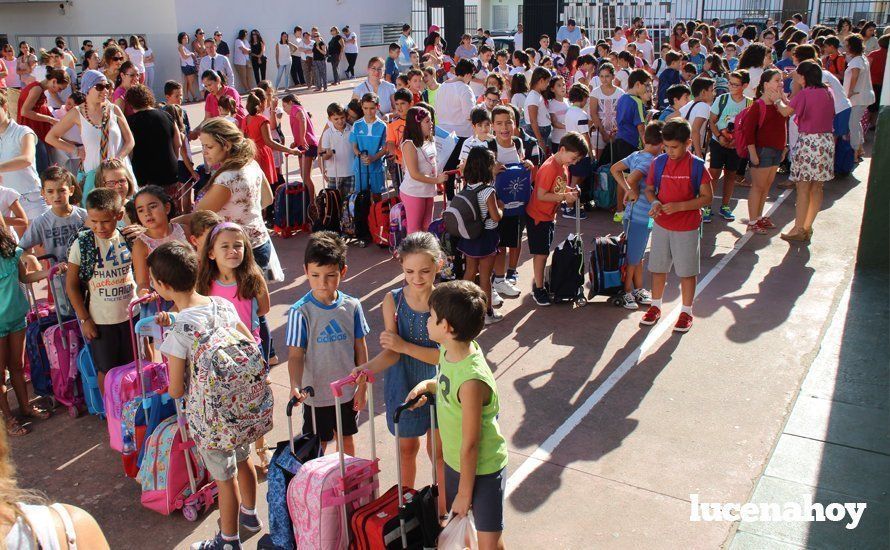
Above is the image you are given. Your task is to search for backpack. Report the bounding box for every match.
[369,198,395,248]
[312,188,343,233]
[443,186,484,240]
[181,299,273,451]
[651,153,707,197]
[492,160,533,216]
[684,100,712,153]
[588,234,626,298]
[545,233,585,303]
[733,99,767,159]
[714,94,752,140]
[273,182,316,237]
[388,201,408,255]
[428,216,463,280]
[594,163,618,210]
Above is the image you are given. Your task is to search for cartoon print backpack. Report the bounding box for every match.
[388,201,408,255]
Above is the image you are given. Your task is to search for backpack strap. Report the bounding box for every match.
[49,503,77,550]
[485,138,498,154]
[716,94,730,121]
[652,154,669,196]
[684,100,702,121]
[690,156,706,196]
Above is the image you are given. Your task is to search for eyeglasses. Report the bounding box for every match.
[124,72,138,78]
[369,66,383,72]
[728,82,743,88]
[103,178,129,189]
[93,83,112,91]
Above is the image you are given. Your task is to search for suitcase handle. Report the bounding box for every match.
[393,392,438,548]
[286,386,317,456]
[133,313,175,401]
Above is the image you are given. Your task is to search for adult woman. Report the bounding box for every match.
[17,68,69,174]
[202,70,246,126]
[124,35,145,83]
[191,28,207,67]
[1,45,23,122]
[671,23,687,51]
[738,43,771,98]
[15,42,36,86]
[862,22,879,54]
[249,29,267,86]
[83,50,100,73]
[274,32,293,91]
[343,26,359,79]
[843,34,874,161]
[101,45,125,86]
[836,18,853,46]
[233,29,253,92]
[0,93,46,224]
[125,84,179,189]
[46,70,134,202]
[352,57,397,115]
[743,70,788,234]
[111,61,138,116]
[773,61,836,243]
[242,88,299,187]
[311,30,328,92]
[140,36,155,89]
[328,27,345,86]
[177,33,198,103]
[400,106,447,233]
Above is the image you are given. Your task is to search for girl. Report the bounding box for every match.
[197,221,271,471]
[242,88,300,190]
[400,106,447,234]
[141,36,155,88]
[590,63,624,159]
[274,32,293,91]
[743,70,788,234]
[483,73,506,104]
[545,75,568,154]
[510,50,531,82]
[130,186,188,297]
[458,147,502,325]
[177,33,199,103]
[353,232,446,508]
[508,73,529,126]
[843,34,874,162]
[94,158,137,224]
[217,96,237,123]
[774,60,836,243]
[738,43,771,98]
[0,223,51,436]
[124,35,145,83]
[524,67,553,158]
[256,80,287,183]
[111,61,138,115]
[281,93,318,195]
[704,53,729,95]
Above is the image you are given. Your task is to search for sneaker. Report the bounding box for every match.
[492,277,521,298]
[491,289,503,307]
[617,292,639,310]
[718,205,735,221]
[702,206,712,223]
[612,211,624,223]
[747,220,767,234]
[561,205,588,220]
[674,312,693,332]
[640,305,661,326]
[191,533,241,550]
[632,288,652,305]
[532,284,551,306]
[760,216,776,229]
[240,509,263,533]
[506,271,519,285]
[485,311,505,325]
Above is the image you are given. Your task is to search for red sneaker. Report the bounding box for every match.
[674,312,693,332]
[640,306,661,326]
[760,216,776,229]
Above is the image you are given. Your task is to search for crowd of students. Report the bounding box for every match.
[0,12,884,550]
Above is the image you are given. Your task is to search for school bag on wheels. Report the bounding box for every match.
[428,192,464,281]
[369,197,396,249]
[274,154,317,238]
[544,200,587,306]
[42,262,85,418]
[313,187,344,233]
[388,201,408,256]
[588,234,626,302]
[594,143,618,210]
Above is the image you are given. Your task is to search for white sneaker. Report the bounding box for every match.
[618,292,639,310]
[632,288,652,305]
[485,311,504,325]
[491,289,504,307]
[492,277,520,298]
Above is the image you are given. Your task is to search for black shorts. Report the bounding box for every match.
[497,215,524,249]
[303,399,358,443]
[90,320,135,373]
[524,214,554,256]
[599,138,638,166]
[709,140,740,171]
[444,464,506,532]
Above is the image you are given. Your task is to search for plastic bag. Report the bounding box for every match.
[438,511,479,550]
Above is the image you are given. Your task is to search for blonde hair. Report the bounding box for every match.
[0,427,46,541]
[200,117,257,186]
[94,158,137,198]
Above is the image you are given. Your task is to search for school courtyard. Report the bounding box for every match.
[10,83,889,549]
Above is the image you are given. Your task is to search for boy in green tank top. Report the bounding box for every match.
[398,280,508,548]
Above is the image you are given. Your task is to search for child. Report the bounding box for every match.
[614,51,634,89]
[609,121,663,309]
[524,67,553,157]
[656,51,683,109]
[386,88,413,190]
[0,223,51,436]
[681,62,698,84]
[130,186,188,298]
[385,43,400,83]
[458,107,495,169]
[611,68,651,164]
[351,93,388,196]
[406,68,425,104]
[216,95,238,124]
[525,132,588,306]
[641,120,713,332]
[704,53,729,95]
[19,166,87,264]
[287,231,369,455]
[822,36,845,83]
[352,233,445,502]
[574,54,597,87]
[92,158,137,223]
[65,188,136,392]
[590,63,624,159]
[421,67,440,105]
[480,86,503,113]
[564,83,592,217]
[687,39,706,72]
[725,43,739,71]
[652,44,673,79]
[678,76,715,170]
[282,93,319,196]
[508,73,529,125]
[660,83,691,121]
[151,241,265,550]
[611,26,628,52]
[458,147,503,325]
[188,209,223,254]
[707,70,751,222]
[397,281,508,548]
[395,74,410,90]
[319,103,356,198]
[545,75,569,155]
[164,80,192,137]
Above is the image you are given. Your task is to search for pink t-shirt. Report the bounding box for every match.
[205,86,246,126]
[112,87,135,116]
[209,279,260,341]
[288,103,317,148]
[789,87,835,134]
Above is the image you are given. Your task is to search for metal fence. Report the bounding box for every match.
[465,5,479,34]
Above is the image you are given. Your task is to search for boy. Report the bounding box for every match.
[614,51,635,90]
[656,51,683,109]
[164,80,192,138]
[611,26,628,53]
[611,68,652,164]
[65,188,135,392]
[395,74,410,90]
[652,44,672,79]
[458,107,495,168]
[350,93,388,196]
[187,209,223,254]
[725,43,739,71]
[641,120,713,332]
[397,281,508,549]
[385,43,401,84]
[421,66,440,105]
[681,62,697,84]
[538,34,552,62]
[405,69,425,104]
[152,241,265,550]
[708,70,751,222]
[470,46,493,98]
[687,38,705,73]
[823,36,845,83]
[287,232,369,456]
[319,102,357,198]
[564,83,592,219]
[574,54,597,87]
[386,88,413,190]
[525,132,589,306]
[678,76,715,161]
[19,166,87,265]
[480,86,502,112]
[660,83,691,121]
[609,121,663,309]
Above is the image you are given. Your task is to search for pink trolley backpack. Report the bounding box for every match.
[287,370,381,549]
[42,263,86,417]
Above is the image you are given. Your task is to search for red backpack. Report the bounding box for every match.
[733,98,768,159]
[368,198,396,248]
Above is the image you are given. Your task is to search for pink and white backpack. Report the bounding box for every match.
[388,201,408,256]
[138,415,208,515]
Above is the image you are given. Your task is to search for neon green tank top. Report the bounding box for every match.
[436,342,508,475]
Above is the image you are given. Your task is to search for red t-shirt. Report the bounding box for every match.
[646,152,712,232]
[526,155,568,224]
[742,100,787,151]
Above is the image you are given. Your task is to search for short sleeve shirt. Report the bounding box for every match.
[67,231,135,325]
[564,105,590,134]
[645,152,712,231]
[679,100,713,145]
[525,155,568,224]
[620,151,656,194]
[386,118,406,164]
[523,90,551,128]
[19,207,88,262]
[710,94,749,131]
[789,87,835,134]
[213,161,269,249]
[615,93,644,146]
[159,297,242,361]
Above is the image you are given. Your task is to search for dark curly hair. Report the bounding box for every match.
[125,84,156,110]
[0,226,17,259]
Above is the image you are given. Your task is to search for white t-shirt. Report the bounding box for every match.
[494,140,522,164]
[822,70,852,113]
[635,40,654,65]
[611,36,628,53]
[565,105,590,135]
[319,124,355,178]
[399,140,438,198]
[0,121,40,198]
[744,67,764,98]
[590,86,624,134]
[125,47,145,73]
[159,297,241,361]
[547,98,569,144]
[144,48,154,68]
[275,43,291,66]
[844,56,875,107]
[615,68,631,90]
[67,231,136,325]
[343,31,359,54]
[0,187,21,219]
[510,92,527,117]
[233,39,250,65]
[513,32,523,51]
[469,62,489,98]
[524,90,551,128]
[436,80,476,137]
[794,22,810,33]
[679,100,712,147]
[580,45,597,56]
[458,135,489,164]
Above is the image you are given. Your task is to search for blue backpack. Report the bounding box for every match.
[493,162,532,216]
[651,153,707,197]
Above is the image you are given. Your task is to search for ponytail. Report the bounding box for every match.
[246,87,266,116]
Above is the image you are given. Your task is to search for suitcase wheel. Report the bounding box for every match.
[183,504,199,522]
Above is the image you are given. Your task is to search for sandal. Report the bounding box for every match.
[735,175,750,187]
[5,417,31,437]
[22,405,51,420]
[254,446,272,474]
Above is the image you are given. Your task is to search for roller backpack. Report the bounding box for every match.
[273,181,316,238]
[388,201,408,255]
[588,234,626,300]
[369,198,396,248]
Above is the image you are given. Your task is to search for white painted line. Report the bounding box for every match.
[505,189,793,497]
[56,443,101,471]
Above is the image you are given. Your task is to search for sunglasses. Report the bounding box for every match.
[93,83,112,91]
[123,72,138,78]
[113,56,124,61]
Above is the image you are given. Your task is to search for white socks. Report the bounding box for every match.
[681,305,693,315]
[652,299,663,309]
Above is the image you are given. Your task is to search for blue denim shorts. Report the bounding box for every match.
[444,464,506,532]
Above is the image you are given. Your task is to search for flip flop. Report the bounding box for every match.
[22,406,51,420]
[5,417,31,437]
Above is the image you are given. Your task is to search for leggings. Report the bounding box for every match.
[399,191,435,234]
[290,55,305,85]
[849,104,867,150]
[345,53,358,78]
[251,57,267,85]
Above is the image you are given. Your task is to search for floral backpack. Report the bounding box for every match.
[180,298,273,451]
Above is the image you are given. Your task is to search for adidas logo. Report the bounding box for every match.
[317,319,348,344]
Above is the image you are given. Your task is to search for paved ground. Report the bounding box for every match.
[9,82,887,549]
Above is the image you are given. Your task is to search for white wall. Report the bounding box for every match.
[481,0,522,32]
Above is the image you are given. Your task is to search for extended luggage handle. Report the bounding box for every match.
[127,292,162,371]
[26,254,57,317]
[393,392,438,549]
[133,313,174,402]
[286,386,317,456]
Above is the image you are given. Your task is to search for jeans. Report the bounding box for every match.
[35,140,50,175]
[290,55,305,85]
[345,53,358,79]
[144,66,155,89]
[252,239,275,362]
[274,63,291,90]
[313,59,327,90]
[329,58,341,85]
